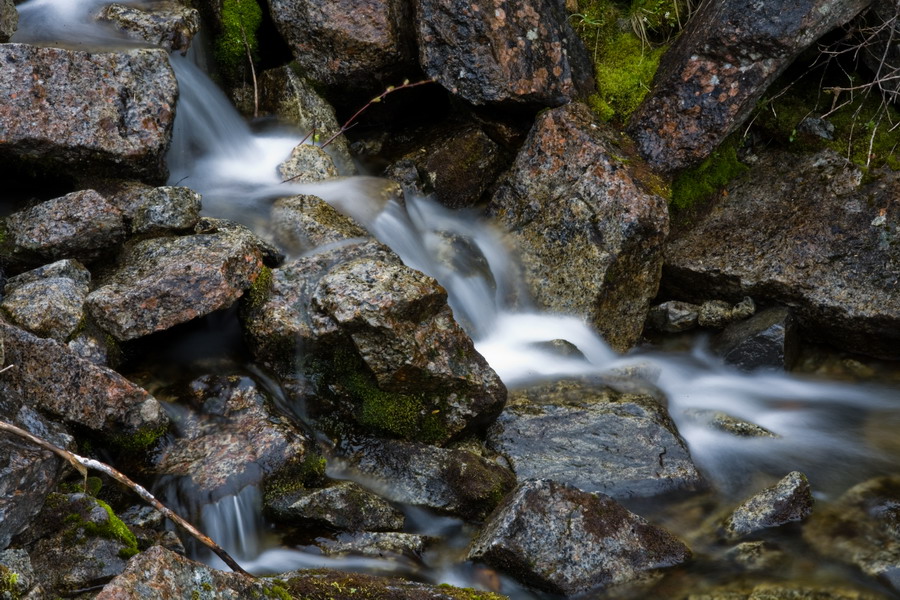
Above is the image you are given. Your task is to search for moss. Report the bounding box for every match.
[83,499,140,559]
[245,265,273,311]
[435,584,508,600]
[0,566,20,600]
[670,137,749,210]
[264,584,294,600]
[215,0,262,81]
[108,422,168,452]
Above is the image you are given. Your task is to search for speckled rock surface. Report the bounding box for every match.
[488,102,668,352]
[102,182,202,235]
[336,436,515,520]
[270,194,369,255]
[0,549,42,598]
[267,480,404,531]
[486,377,704,499]
[99,2,200,53]
[415,0,593,106]
[627,0,872,172]
[663,151,900,359]
[713,306,799,371]
[685,583,886,600]
[278,143,338,183]
[468,479,691,595]
[647,300,701,333]
[0,0,16,41]
[683,409,778,439]
[723,471,813,540]
[0,44,176,181]
[314,531,430,559]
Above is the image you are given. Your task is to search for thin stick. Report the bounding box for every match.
[239,20,258,119]
[0,419,252,578]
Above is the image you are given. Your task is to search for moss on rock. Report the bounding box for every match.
[215,0,262,83]
[670,136,749,210]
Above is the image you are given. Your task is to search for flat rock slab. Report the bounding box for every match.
[488,102,668,352]
[0,44,176,181]
[487,377,704,499]
[468,479,691,596]
[664,151,900,359]
[87,221,265,341]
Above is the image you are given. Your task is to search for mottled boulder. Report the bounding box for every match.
[0,0,16,41]
[278,143,338,183]
[271,194,369,255]
[0,44,176,181]
[101,182,202,235]
[804,475,900,592]
[314,532,430,560]
[336,437,516,520]
[468,479,691,595]
[487,377,704,499]
[488,103,669,352]
[416,0,593,106]
[722,471,813,540]
[0,319,167,437]
[713,306,799,370]
[99,2,200,53]
[0,259,90,342]
[153,375,311,502]
[663,151,900,359]
[267,480,405,531]
[5,189,127,263]
[628,0,872,172]
[86,220,265,341]
[266,0,415,91]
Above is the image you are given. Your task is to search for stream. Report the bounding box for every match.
[11,1,900,597]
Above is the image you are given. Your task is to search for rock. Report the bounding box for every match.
[314,532,429,560]
[686,583,887,600]
[278,143,339,183]
[415,0,593,106]
[0,44,177,182]
[699,299,738,329]
[487,377,704,499]
[270,194,369,255]
[5,189,127,263]
[488,102,668,352]
[724,541,788,573]
[0,549,41,598]
[267,0,416,91]
[722,471,813,540]
[0,0,16,42]
[267,480,405,531]
[337,436,515,520]
[101,182,202,235]
[804,475,900,592]
[468,479,691,596]
[647,300,701,332]
[627,0,872,172]
[153,375,311,502]
[0,319,168,439]
[98,2,201,54]
[0,259,90,342]
[663,150,900,359]
[86,220,266,341]
[683,409,778,438]
[713,306,799,371]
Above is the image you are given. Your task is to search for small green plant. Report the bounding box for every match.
[215,0,262,82]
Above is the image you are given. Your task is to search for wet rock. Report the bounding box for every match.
[102,182,202,235]
[153,375,311,502]
[267,0,416,91]
[0,259,90,342]
[86,221,265,341]
[0,44,176,181]
[0,319,167,438]
[314,532,429,560]
[270,194,369,255]
[5,189,127,263]
[713,307,799,371]
[647,300,701,333]
[0,549,42,598]
[337,437,516,521]
[119,505,185,556]
[724,541,788,573]
[699,300,737,329]
[267,480,405,531]
[723,471,813,540]
[487,377,704,499]
[468,479,691,596]
[488,102,668,352]
[98,2,200,53]
[686,583,887,600]
[664,151,900,359]
[415,0,593,106]
[278,143,339,183]
[683,409,778,439]
[627,0,872,172]
[0,0,16,42]
[804,475,900,592]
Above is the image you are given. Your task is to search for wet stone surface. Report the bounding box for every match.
[266,480,405,532]
[722,471,813,541]
[98,2,201,54]
[713,306,799,371]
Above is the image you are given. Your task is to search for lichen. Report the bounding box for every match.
[670,136,749,210]
[215,0,262,82]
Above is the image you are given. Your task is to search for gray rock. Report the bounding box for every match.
[699,300,737,329]
[5,189,127,262]
[86,221,265,341]
[664,150,900,359]
[0,0,16,42]
[723,471,813,540]
[102,182,202,235]
[627,0,872,172]
[98,2,201,54]
[0,44,176,181]
[648,300,701,332]
[415,0,593,106]
[0,549,38,598]
[0,259,90,342]
[488,102,668,352]
[487,377,704,499]
[683,409,778,439]
[270,194,369,255]
[797,116,835,140]
[714,306,799,371]
[468,479,691,596]
[337,437,516,521]
[314,532,429,559]
[278,143,339,183]
[267,480,404,531]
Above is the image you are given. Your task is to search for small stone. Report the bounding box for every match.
[278,144,339,183]
[267,481,405,532]
[0,0,17,42]
[724,541,787,573]
[1,260,91,342]
[99,2,201,54]
[722,471,813,540]
[731,296,756,320]
[648,300,701,332]
[699,300,735,329]
[684,409,778,438]
[314,532,429,559]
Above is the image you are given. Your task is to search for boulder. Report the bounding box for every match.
[713,306,799,370]
[98,2,201,54]
[266,0,416,91]
[722,471,813,541]
[663,150,900,359]
[313,532,430,560]
[267,480,405,531]
[86,219,266,341]
[278,143,339,183]
[486,377,704,499]
[487,102,668,352]
[0,44,177,182]
[0,0,16,42]
[101,182,202,235]
[336,436,516,520]
[415,0,593,106]
[627,0,873,172]
[0,259,90,342]
[468,479,691,596]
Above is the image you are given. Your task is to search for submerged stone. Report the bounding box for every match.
[683,409,778,439]
[723,471,813,541]
[713,306,799,371]
[270,194,369,255]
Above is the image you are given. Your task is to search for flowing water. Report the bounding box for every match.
[12,1,900,596]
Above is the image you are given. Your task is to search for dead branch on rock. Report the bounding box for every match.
[0,418,253,578]
[238,20,259,119]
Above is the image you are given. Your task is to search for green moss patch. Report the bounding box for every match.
[215,0,262,81]
[670,136,749,210]
[245,265,273,311]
